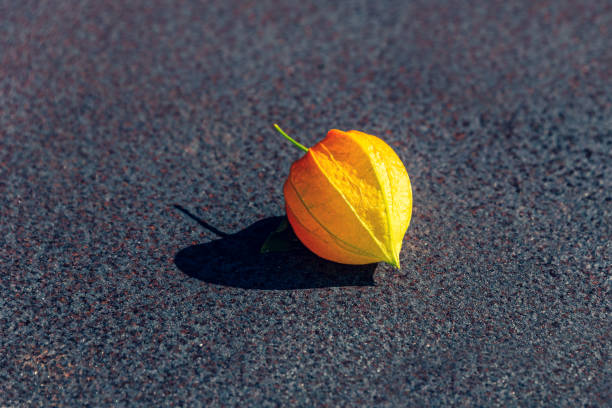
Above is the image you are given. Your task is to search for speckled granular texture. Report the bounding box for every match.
[1,0,610,406]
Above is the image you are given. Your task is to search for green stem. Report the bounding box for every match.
[274,124,309,153]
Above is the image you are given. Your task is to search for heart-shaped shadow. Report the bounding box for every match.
[173,205,376,290]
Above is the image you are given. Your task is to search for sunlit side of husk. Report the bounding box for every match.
[284,129,412,266]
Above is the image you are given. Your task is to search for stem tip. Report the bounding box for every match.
[273,124,309,153]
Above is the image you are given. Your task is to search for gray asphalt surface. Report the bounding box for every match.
[1,0,611,406]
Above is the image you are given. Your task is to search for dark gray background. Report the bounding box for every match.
[1,0,610,406]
